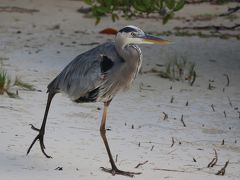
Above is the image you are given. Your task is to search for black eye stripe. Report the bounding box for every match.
[119,27,138,33]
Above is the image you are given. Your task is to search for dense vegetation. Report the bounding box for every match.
[83,0,185,24]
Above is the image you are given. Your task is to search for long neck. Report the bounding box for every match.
[114,36,143,78]
[115,35,142,64]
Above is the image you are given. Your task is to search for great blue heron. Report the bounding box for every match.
[27,25,170,177]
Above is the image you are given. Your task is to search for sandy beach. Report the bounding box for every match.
[0,0,240,179]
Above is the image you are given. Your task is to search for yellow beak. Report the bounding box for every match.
[142,34,171,45]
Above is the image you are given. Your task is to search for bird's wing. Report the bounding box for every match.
[47,42,119,100]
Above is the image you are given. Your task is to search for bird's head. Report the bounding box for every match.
[116,25,170,48]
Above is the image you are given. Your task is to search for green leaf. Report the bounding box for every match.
[174,0,185,11]
[84,0,92,5]
[96,6,111,15]
[133,1,148,12]
[165,0,176,10]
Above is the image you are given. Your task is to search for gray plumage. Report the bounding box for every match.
[48,40,142,103]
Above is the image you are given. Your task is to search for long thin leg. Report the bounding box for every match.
[100,130,141,177]
[100,100,111,131]
[27,92,55,158]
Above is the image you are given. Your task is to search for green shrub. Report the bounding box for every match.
[83,0,185,24]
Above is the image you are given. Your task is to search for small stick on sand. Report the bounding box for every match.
[190,71,196,86]
[185,101,189,106]
[163,112,168,120]
[135,160,148,168]
[223,74,230,87]
[208,83,215,90]
[216,160,229,176]
[180,114,186,127]
[207,149,218,168]
[227,96,233,108]
[153,168,185,173]
[171,137,175,147]
[221,139,225,145]
[170,96,174,103]
[224,111,226,118]
[211,104,215,112]
[115,154,118,163]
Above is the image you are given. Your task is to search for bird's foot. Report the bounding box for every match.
[100,167,141,177]
[27,124,52,158]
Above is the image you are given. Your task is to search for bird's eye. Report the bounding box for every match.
[131,32,136,37]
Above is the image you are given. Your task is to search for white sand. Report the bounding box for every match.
[0,0,239,179]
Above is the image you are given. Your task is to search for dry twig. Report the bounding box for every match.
[227,96,233,108]
[153,168,185,173]
[223,74,230,87]
[171,137,175,147]
[221,139,225,145]
[135,160,148,168]
[180,114,186,127]
[190,71,196,86]
[208,83,215,90]
[163,112,168,120]
[211,104,215,112]
[207,149,218,168]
